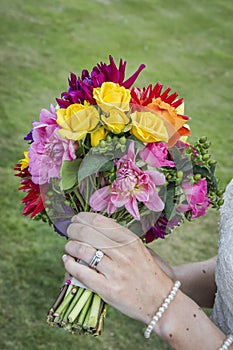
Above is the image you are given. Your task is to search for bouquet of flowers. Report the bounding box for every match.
[14,55,224,336]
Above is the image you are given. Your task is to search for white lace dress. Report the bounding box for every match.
[211,179,233,334]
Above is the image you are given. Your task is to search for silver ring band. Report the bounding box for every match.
[89,250,104,269]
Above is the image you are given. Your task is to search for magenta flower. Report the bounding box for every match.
[28,105,77,185]
[145,214,182,242]
[90,141,165,220]
[178,178,210,218]
[57,55,145,107]
[139,142,175,168]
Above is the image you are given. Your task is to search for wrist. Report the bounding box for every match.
[140,272,174,326]
[152,290,226,350]
[152,288,184,340]
[144,281,181,339]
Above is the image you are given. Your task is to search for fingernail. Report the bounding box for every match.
[62,254,67,262]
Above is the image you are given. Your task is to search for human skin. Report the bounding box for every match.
[148,249,217,308]
[62,212,232,350]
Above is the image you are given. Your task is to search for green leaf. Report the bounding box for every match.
[78,153,114,183]
[60,158,81,191]
[164,183,177,220]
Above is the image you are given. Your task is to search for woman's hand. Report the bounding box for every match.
[62,212,228,349]
[62,212,173,325]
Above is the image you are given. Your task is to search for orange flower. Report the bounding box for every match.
[147,97,190,147]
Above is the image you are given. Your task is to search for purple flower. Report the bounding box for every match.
[178,178,210,218]
[89,141,165,220]
[57,55,145,107]
[24,130,33,143]
[145,214,182,242]
[28,105,77,185]
[139,142,175,168]
[53,217,72,238]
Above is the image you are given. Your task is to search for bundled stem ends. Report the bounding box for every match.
[47,280,106,336]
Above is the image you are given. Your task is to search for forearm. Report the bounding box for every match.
[172,256,217,308]
[151,289,232,350]
[149,248,217,308]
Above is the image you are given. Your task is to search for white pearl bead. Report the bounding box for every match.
[159,306,165,313]
[150,320,156,326]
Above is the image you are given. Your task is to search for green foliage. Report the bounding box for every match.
[78,153,114,183]
[60,159,81,190]
[1,0,232,349]
[164,183,177,220]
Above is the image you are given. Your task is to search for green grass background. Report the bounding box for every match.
[0,0,232,349]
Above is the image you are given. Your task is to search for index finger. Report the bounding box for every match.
[71,212,137,245]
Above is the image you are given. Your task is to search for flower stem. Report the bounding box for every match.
[86,293,102,330]
[73,188,85,210]
[76,292,93,326]
[47,283,107,335]
[84,178,90,211]
[83,306,92,331]
[61,287,84,324]
[68,289,93,323]
[47,282,70,322]
[54,285,77,317]
[94,302,107,336]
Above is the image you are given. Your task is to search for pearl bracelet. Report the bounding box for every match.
[144,280,181,339]
[219,334,233,350]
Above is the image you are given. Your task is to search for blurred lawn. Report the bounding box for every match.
[0,0,232,349]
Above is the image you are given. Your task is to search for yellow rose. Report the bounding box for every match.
[93,82,131,113]
[101,108,130,134]
[130,111,168,143]
[91,126,108,146]
[56,103,100,141]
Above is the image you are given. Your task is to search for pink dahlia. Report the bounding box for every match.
[28,105,77,185]
[90,141,165,220]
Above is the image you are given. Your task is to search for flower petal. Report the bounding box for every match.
[145,169,165,185]
[89,186,111,211]
[145,192,165,212]
[125,197,140,220]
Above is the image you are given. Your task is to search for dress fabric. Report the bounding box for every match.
[211,179,233,334]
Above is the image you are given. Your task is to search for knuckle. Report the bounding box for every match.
[65,241,78,257]
[71,214,80,223]
[64,257,72,270]
[66,223,76,237]
[75,225,86,240]
[64,241,72,253]
[65,241,74,253]
[77,243,86,257]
